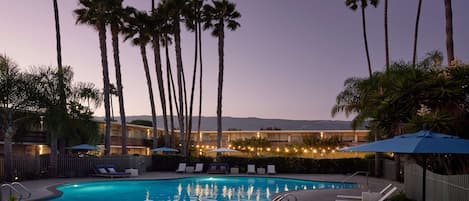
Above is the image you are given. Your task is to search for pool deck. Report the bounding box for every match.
[22,172,403,201]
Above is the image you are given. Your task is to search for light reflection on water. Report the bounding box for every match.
[51,176,356,201]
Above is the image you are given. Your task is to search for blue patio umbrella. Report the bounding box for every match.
[339,129,469,201]
[66,144,102,150]
[151,147,179,152]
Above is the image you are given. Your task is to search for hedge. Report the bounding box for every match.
[152,155,371,174]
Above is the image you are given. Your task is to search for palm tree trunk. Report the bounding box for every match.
[444,0,454,67]
[140,43,159,149]
[186,15,199,157]
[98,22,112,155]
[111,24,128,155]
[152,34,170,147]
[52,0,65,177]
[412,0,423,67]
[165,36,176,146]
[361,6,372,77]
[216,22,225,152]
[197,17,203,143]
[174,19,186,155]
[384,0,390,72]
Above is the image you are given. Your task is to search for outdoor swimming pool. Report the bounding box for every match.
[47,176,356,201]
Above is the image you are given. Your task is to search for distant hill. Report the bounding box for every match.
[94,116,367,131]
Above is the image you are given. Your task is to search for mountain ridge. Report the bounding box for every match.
[94,115,366,131]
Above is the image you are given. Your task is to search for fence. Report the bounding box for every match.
[0,155,152,181]
[404,163,469,201]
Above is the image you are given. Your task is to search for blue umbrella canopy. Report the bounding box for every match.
[340,130,469,154]
[66,144,102,150]
[151,147,179,152]
[339,129,469,201]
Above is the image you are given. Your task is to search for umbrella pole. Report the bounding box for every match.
[422,155,427,201]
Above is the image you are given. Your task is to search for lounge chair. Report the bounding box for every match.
[247,164,256,174]
[207,163,229,174]
[336,184,393,200]
[94,164,131,178]
[176,163,186,173]
[267,165,276,175]
[336,186,397,201]
[194,163,204,173]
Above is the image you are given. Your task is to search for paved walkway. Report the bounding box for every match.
[19,172,403,201]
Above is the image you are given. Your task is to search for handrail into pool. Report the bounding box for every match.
[341,171,369,190]
[1,184,23,201]
[272,193,298,201]
[11,182,32,199]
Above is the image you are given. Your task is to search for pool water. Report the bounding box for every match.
[48,176,356,201]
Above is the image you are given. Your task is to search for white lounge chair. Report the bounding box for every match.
[176,163,186,173]
[336,186,397,201]
[337,184,393,200]
[267,165,276,175]
[247,164,256,174]
[194,163,204,173]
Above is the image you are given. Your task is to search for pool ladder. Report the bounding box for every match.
[341,171,369,190]
[1,182,32,201]
[272,193,298,201]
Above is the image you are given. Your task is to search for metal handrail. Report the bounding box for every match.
[342,171,369,189]
[11,182,32,199]
[1,184,23,201]
[274,193,298,201]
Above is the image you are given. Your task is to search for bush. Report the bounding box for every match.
[151,156,370,174]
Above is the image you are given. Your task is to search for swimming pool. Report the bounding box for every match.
[47,176,356,201]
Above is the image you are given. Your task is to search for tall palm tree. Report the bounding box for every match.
[384,0,389,71]
[196,2,204,142]
[444,0,454,67]
[75,0,112,155]
[345,0,378,77]
[203,0,241,150]
[108,0,132,154]
[51,0,67,177]
[184,0,204,156]
[122,9,159,148]
[162,0,188,155]
[150,5,170,147]
[412,0,423,67]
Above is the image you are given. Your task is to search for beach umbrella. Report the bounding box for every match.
[339,129,469,201]
[151,147,179,152]
[66,144,102,150]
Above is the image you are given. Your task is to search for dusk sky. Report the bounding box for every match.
[1,1,468,121]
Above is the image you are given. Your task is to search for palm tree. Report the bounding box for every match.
[108,0,131,154]
[52,0,67,177]
[0,55,38,181]
[345,0,378,77]
[184,0,204,156]
[150,5,170,147]
[75,0,112,155]
[161,0,188,155]
[384,0,389,71]
[203,0,241,150]
[412,0,423,67]
[444,0,454,66]
[122,9,159,148]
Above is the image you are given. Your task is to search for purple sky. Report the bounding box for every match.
[1,1,468,121]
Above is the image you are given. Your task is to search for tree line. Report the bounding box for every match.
[71,0,241,158]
